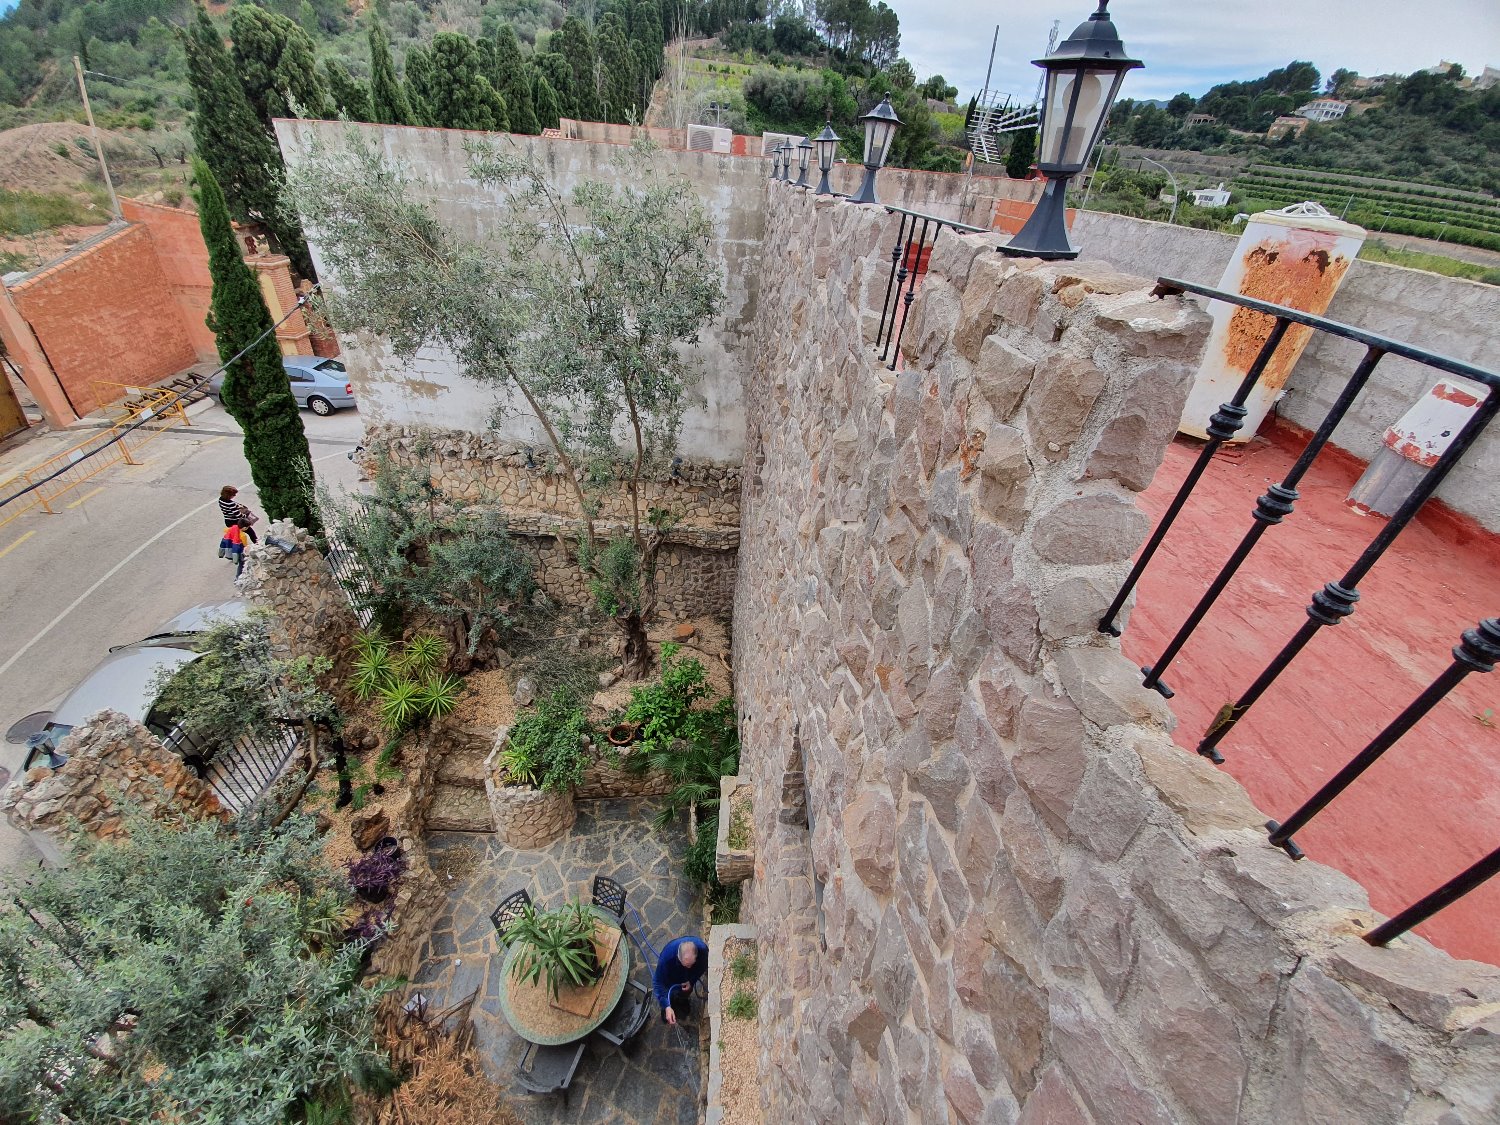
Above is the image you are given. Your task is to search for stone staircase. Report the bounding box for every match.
[425,721,496,832]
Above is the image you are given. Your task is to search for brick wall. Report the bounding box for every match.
[7,224,198,413]
[120,198,218,362]
[732,185,1500,1123]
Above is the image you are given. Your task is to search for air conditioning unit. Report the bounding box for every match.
[761,131,799,157]
[686,124,732,154]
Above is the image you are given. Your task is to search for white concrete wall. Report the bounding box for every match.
[277,121,766,462]
[1073,210,1500,531]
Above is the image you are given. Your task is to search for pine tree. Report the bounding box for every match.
[403,42,437,127]
[596,13,635,124]
[426,33,508,131]
[179,7,314,280]
[533,72,562,130]
[367,19,412,126]
[193,157,319,533]
[323,58,373,121]
[536,52,577,120]
[488,24,539,135]
[1006,127,1036,179]
[229,5,335,126]
[553,16,601,121]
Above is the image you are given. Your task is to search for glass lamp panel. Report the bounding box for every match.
[1080,70,1131,161]
[865,118,896,167]
[815,137,837,171]
[1037,68,1076,167]
[1058,70,1112,168]
[799,141,812,172]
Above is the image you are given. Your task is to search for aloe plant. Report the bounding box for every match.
[507,901,604,998]
[350,645,395,700]
[397,630,447,681]
[416,672,465,721]
[377,679,424,732]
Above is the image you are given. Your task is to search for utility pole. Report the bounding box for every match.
[74,55,121,222]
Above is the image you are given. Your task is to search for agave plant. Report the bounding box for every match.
[396,630,447,681]
[350,644,395,701]
[507,901,604,998]
[377,679,424,733]
[416,672,465,721]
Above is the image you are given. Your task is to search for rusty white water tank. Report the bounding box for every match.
[1347,379,1485,516]
[1180,202,1367,442]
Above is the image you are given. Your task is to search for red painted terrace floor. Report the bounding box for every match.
[1121,426,1500,965]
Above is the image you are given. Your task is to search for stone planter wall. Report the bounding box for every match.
[575,746,675,800]
[705,922,760,1125]
[715,776,754,884]
[483,725,577,848]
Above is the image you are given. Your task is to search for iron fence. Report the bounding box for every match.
[323,532,375,629]
[1102,276,1499,946]
[873,206,991,370]
[173,722,301,813]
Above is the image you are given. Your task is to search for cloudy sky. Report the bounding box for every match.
[897,0,1500,104]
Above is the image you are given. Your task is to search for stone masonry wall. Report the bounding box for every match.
[0,710,226,864]
[732,185,1500,1124]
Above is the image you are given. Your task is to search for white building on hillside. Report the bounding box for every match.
[1296,98,1350,121]
[1191,182,1232,208]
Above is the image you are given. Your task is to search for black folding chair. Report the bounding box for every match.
[595,979,651,1049]
[591,875,627,920]
[515,1040,587,1108]
[489,889,532,950]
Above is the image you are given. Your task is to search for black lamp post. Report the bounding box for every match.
[769,142,782,181]
[813,120,840,195]
[851,94,902,205]
[778,141,792,181]
[795,136,813,188]
[998,0,1142,260]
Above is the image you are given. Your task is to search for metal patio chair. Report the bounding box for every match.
[515,1039,587,1108]
[591,874,628,920]
[488,888,532,950]
[595,979,652,1049]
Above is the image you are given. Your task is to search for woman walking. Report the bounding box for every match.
[217,485,259,544]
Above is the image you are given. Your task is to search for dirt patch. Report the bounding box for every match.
[726,787,753,850]
[716,937,762,1125]
[0,122,106,194]
[448,667,516,730]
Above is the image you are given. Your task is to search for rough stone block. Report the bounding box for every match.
[975,336,1038,421]
[1328,941,1500,1031]
[902,278,963,369]
[954,255,1011,360]
[1083,358,1195,492]
[844,788,898,895]
[1054,645,1177,731]
[914,741,971,832]
[1011,697,1088,831]
[1032,493,1151,566]
[1129,730,1263,834]
[1039,572,1122,641]
[973,423,1032,527]
[1049,989,1174,1125]
[1023,355,1107,462]
[1001,789,1064,919]
[1016,1066,1093,1125]
[1094,293,1212,361]
[930,230,991,288]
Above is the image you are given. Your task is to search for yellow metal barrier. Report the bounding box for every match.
[90,379,195,428]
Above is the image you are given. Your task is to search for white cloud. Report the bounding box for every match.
[894,0,1500,104]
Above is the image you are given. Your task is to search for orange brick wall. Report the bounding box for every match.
[120,198,218,362]
[8,224,198,414]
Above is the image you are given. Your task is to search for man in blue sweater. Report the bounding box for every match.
[653,935,708,1025]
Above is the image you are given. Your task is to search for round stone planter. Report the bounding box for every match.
[487,779,576,849]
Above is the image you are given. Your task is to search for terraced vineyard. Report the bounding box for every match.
[1232,164,1500,250]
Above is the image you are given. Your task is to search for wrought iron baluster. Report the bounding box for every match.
[1264,618,1500,858]
[1197,388,1500,759]
[1142,345,1387,708]
[1099,316,1294,638]
[876,213,909,358]
[1364,844,1500,946]
[887,218,934,372]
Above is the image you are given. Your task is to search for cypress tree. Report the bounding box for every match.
[193,157,319,533]
[323,58,373,121]
[403,43,437,127]
[595,13,635,124]
[553,17,601,121]
[426,33,508,131]
[368,19,412,126]
[229,5,335,126]
[179,7,314,280]
[489,24,539,135]
[536,51,577,120]
[533,71,562,130]
[1005,128,1036,179]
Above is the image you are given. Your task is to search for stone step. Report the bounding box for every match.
[435,749,490,788]
[425,782,493,833]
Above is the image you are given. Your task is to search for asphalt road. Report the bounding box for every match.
[0,400,363,872]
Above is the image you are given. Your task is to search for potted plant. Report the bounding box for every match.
[346,845,406,903]
[507,901,606,998]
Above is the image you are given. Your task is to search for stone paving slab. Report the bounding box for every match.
[414,799,705,1124]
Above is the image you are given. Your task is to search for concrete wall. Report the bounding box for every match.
[4,223,198,414]
[1073,210,1500,530]
[732,184,1500,1124]
[276,120,765,462]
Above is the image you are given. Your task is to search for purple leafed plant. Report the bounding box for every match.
[346,903,394,944]
[346,846,407,899]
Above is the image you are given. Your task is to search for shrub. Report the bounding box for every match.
[502,691,594,791]
[727,989,756,1019]
[345,844,406,900]
[506,901,604,998]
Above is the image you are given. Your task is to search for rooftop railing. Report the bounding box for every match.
[873,206,990,370]
[1101,276,1499,946]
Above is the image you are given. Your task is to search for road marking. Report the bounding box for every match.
[0,531,35,559]
[0,446,355,682]
[65,486,106,509]
[199,436,228,447]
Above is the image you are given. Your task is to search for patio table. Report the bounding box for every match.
[496,905,630,1045]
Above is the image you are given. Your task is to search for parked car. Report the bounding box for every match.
[209,356,355,416]
[21,600,247,772]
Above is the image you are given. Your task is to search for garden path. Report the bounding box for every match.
[416,799,704,1124]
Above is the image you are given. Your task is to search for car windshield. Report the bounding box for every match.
[314,359,346,372]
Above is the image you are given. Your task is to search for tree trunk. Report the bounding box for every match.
[617,610,651,679]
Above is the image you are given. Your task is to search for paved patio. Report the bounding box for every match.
[413,799,704,1124]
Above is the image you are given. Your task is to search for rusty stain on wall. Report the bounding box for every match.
[1223,240,1350,392]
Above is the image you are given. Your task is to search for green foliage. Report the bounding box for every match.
[350,637,394,699]
[348,630,464,732]
[195,156,320,531]
[506,901,603,998]
[376,677,423,733]
[423,31,509,131]
[622,641,712,757]
[1357,240,1500,286]
[582,535,641,618]
[1005,127,1035,180]
[502,690,594,791]
[230,4,335,127]
[727,989,756,1019]
[415,672,466,721]
[0,810,392,1122]
[488,22,539,135]
[552,16,601,120]
[0,187,94,235]
[596,12,637,124]
[396,629,447,680]
[324,57,373,122]
[367,19,412,126]
[730,949,757,981]
[533,71,562,130]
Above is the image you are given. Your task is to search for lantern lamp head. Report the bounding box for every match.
[852,95,902,205]
[813,120,841,195]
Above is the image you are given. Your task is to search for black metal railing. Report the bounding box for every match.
[324,533,375,629]
[171,722,301,812]
[1100,276,1500,945]
[874,206,991,370]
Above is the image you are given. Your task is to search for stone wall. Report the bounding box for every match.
[732,184,1500,1124]
[1071,209,1500,532]
[0,710,226,864]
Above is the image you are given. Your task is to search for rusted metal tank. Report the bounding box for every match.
[1180,202,1366,441]
[1347,378,1485,516]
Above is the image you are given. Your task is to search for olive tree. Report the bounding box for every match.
[284,129,722,676]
